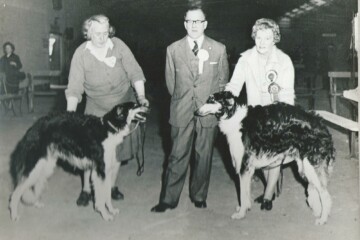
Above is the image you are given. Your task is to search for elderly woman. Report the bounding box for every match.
[0,42,25,93]
[65,14,149,206]
[225,18,295,210]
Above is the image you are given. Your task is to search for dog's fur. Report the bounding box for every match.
[196,91,335,225]
[9,102,148,221]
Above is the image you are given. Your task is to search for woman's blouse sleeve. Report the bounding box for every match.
[279,55,295,105]
[225,57,246,97]
[14,54,22,70]
[118,41,145,86]
[65,49,85,102]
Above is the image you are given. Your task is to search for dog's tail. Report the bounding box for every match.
[10,117,48,188]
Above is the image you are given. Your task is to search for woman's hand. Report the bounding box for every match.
[137,95,149,107]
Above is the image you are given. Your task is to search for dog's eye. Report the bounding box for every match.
[207,96,215,103]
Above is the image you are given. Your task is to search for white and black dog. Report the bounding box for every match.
[9,102,149,221]
[196,91,335,225]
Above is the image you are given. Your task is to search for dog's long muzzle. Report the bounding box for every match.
[133,106,150,122]
[195,103,222,117]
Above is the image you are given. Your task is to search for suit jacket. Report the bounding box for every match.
[165,36,229,127]
[226,46,295,106]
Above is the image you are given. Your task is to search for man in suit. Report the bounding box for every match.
[151,7,229,212]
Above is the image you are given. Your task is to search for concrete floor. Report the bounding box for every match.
[0,91,359,240]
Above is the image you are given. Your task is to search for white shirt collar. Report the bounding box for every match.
[187,35,204,49]
[85,39,116,68]
[85,39,114,53]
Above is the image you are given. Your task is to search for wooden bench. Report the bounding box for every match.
[328,71,358,114]
[28,70,61,112]
[315,110,358,158]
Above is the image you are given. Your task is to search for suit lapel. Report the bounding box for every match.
[176,37,194,76]
[199,37,211,78]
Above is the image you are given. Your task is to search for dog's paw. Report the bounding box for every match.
[34,201,44,208]
[101,212,114,221]
[96,205,114,221]
[10,212,20,222]
[109,207,120,215]
[315,217,327,225]
[231,206,246,220]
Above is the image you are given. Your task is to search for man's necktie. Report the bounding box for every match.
[192,41,199,56]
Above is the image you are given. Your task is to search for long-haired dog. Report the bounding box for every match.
[196,91,335,225]
[9,102,149,221]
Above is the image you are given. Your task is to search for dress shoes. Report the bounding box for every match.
[111,187,124,200]
[150,202,176,213]
[194,201,207,208]
[76,191,92,206]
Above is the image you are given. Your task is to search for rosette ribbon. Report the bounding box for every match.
[197,49,209,74]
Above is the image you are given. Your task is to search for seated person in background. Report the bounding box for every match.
[225,18,295,211]
[0,42,25,93]
[65,14,149,206]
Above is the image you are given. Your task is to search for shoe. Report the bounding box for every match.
[260,199,273,211]
[194,201,207,208]
[150,202,176,213]
[254,194,275,203]
[111,187,124,200]
[76,191,92,206]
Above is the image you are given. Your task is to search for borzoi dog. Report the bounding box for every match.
[196,91,335,225]
[9,102,149,221]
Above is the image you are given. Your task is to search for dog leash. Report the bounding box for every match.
[102,118,146,176]
[136,122,146,176]
[127,121,146,176]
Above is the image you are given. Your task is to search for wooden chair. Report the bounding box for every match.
[0,72,30,116]
[27,70,61,112]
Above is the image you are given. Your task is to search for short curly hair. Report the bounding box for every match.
[3,41,15,54]
[251,18,281,44]
[82,14,116,40]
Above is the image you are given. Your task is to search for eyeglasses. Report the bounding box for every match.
[185,20,206,25]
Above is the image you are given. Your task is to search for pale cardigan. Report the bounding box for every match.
[226,46,295,106]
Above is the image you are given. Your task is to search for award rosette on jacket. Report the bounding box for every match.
[197,49,209,74]
[266,70,280,103]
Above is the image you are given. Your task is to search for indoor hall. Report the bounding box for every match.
[0,0,358,239]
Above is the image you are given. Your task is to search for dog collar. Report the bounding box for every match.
[107,120,120,133]
[100,117,120,133]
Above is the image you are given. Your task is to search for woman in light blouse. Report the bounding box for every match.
[225,18,295,211]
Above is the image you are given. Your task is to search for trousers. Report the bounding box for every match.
[160,118,218,206]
